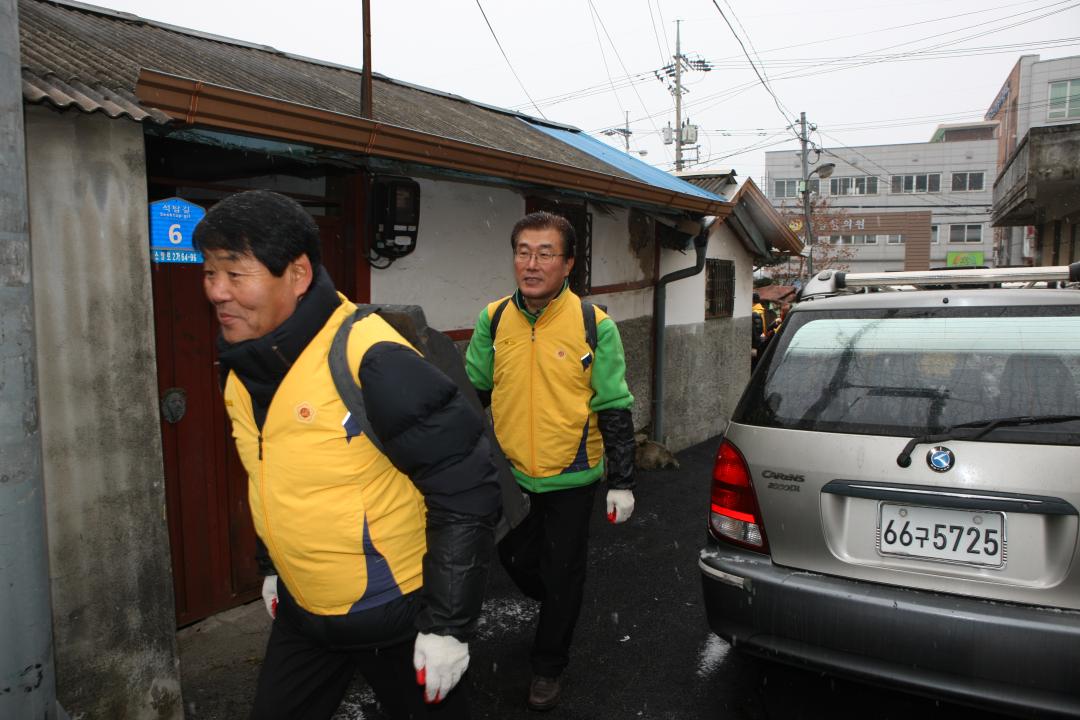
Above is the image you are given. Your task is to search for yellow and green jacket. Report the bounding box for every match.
[220,268,499,637]
[465,285,635,493]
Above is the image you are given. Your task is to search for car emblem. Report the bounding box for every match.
[926,447,954,473]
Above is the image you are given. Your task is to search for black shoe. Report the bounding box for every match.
[527,675,561,711]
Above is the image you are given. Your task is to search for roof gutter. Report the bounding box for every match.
[135,69,734,218]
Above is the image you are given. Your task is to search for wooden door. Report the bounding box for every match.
[154,215,348,626]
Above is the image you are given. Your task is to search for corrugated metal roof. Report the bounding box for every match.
[22,67,171,123]
[18,0,639,183]
[681,171,738,197]
[528,121,728,203]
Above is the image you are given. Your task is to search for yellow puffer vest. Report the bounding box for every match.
[487,289,606,483]
[224,298,426,616]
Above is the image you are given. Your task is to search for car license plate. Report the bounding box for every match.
[877,504,1005,568]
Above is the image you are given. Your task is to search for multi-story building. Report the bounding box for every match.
[764,122,997,274]
[988,54,1080,266]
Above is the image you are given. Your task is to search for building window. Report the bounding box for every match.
[891,173,941,193]
[773,178,818,198]
[878,234,905,244]
[931,225,939,244]
[830,176,878,196]
[949,224,982,243]
[705,259,735,318]
[828,234,876,245]
[1048,78,1080,120]
[951,172,985,191]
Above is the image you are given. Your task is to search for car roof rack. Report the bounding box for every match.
[800,262,1080,299]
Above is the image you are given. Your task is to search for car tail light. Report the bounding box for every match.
[709,439,769,553]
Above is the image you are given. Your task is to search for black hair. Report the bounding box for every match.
[510,211,576,258]
[752,292,761,304]
[192,190,320,276]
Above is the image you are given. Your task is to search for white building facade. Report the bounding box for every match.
[765,127,998,273]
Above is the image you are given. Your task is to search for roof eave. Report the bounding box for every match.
[135,69,733,218]
[731,179,803,254]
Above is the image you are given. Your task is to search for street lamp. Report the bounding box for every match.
[802,162,835,279]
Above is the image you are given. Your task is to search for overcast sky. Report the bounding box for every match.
[82,0,1079,184]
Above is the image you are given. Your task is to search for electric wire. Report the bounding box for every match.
[644,0,667,66]
[709,0,798,132]
[586,0,672,162]
[473,0,548,120]
[586,0,627,119]
[512,0,1076,114]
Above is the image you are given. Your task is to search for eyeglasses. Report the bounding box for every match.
[514,249,565,265]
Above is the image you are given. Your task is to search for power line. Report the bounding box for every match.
[514,32,1076,115]
[644,0,667,67]
[663,0,1079,120]
[473,0,548,120]
[585,0,626,118]
[719,0,797,124]
[585,0,672,163]
[709,0,797,132]
[653,0,673,59]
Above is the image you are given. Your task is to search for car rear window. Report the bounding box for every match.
[737,305,1080,444]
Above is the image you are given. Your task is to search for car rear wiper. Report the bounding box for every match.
[896,415,1080,468]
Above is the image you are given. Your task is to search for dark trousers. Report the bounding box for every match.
[250,583,469,720]
[498,482,598,678]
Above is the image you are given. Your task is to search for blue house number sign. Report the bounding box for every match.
[150,197,206,264]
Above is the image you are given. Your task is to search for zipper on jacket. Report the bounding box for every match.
[529,323,537,473]
[258,432,263,460]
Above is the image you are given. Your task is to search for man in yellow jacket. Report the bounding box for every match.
[195,190,500,719]
[465,211,636,711]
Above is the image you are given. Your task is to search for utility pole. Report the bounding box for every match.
[361,0,372,118]
[655,22,710,171]
[799,111,816,278]
[0,0,59,717]
[674,19,683,171]
[602,110,633,153]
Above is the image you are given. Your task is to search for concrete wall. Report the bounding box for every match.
[25,106,182,719]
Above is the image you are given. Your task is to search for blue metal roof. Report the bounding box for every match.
[526,121,728,203]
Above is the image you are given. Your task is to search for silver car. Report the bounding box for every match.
[700,265,1080,717]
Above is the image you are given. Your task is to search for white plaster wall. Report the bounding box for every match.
[24,106,181,719]
[709,224,756,321]
[590,205,646,286]
[369,177,524,331]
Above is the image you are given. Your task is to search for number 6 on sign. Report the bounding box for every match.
[168,224,183,245]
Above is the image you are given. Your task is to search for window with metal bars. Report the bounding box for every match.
[705,259,735,319]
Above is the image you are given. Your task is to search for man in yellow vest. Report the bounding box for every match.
[465,211,637,711]
[194,190,500,719]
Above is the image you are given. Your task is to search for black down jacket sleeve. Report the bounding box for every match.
[597,408,636,490]
[359,341,501,640]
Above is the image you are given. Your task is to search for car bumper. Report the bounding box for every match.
[699,540,1080,718]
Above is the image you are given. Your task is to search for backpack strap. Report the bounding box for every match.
[328,306,385,454]
[488,297,512,345]
[490,295,603,352]
[582,299,599,352]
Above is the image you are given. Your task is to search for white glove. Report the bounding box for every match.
[261,575,278,619]
[606,488,635,524]
[413,632,469,704]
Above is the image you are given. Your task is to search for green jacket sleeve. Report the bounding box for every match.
[590,316,634,412]
[465,306,494,392]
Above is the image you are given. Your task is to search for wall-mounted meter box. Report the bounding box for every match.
[371,176,421,259]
